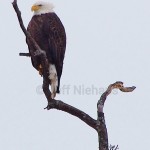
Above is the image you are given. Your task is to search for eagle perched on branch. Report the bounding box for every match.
[26,1,66,99]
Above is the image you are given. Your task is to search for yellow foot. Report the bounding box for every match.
[38,64,43,76]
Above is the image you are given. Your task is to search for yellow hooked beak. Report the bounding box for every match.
[31,5,40,11]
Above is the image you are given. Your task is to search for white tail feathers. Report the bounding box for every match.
[48,64,58,99]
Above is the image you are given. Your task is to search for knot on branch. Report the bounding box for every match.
[44,100,56,110]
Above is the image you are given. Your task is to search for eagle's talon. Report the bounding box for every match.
[39,71,43,76]
[38,64,43,76]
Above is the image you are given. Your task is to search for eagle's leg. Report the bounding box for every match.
[38,64,43,76]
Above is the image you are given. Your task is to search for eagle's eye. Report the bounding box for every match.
[38,4,42,6]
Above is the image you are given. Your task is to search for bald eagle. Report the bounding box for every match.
[26,1,66,99]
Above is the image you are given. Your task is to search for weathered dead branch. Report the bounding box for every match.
[97,81,136,150]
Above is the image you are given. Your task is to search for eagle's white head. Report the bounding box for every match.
[31,1,54,15]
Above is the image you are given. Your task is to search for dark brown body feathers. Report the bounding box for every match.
[26,13,66,93]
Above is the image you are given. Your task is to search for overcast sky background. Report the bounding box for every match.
[1,0,150,149]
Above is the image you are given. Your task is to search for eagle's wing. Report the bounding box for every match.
[26,16,43,70]
[44,13,66,92]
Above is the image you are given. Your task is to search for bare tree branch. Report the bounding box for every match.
[12,0,51,102]
[12,0,41,51]
[19,53,30,57]
[97,82,136,150]
[109,145,119,150]
[45,100,97,130]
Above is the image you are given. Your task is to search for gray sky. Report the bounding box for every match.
[1,0,150,149]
